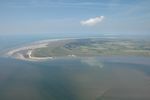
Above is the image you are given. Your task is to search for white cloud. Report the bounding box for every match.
[80,16,104,26]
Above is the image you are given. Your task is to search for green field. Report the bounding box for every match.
[31,38,150,57]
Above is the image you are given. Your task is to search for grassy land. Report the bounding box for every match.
[32,38,150,57]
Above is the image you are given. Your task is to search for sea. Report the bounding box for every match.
[0,33,150,100]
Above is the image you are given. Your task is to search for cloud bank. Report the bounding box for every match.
[80,16,104,26]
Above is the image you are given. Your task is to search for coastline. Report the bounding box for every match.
[4,37,150,62]
[4,37,103,61]
[5,38,78,61]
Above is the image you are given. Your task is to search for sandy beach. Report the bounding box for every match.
[5,38,78,61]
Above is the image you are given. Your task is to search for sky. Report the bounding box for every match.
[0,0,150,35]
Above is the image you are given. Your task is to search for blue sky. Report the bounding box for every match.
[0,0,150,35]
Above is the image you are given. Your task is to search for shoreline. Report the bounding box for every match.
[5,38,73,56]
[4,37,150,62]
[5,38,78,61]
[4,37,105,61]
[4,36,118,55]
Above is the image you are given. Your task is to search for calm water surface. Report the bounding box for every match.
[0,34,150,100]
[0,57,150,100]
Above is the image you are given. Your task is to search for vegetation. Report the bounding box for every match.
[32,38,150,57]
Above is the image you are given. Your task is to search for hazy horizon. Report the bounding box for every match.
[0,0,150,35]
[0,1,150,100]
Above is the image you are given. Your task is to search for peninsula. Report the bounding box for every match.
[5,37,150,61]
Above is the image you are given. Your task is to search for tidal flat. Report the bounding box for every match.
[1,37,150,100]
[0,57,150,100]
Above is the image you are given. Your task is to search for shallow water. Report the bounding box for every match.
[0,57,150,100]
[0,34,150,100]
